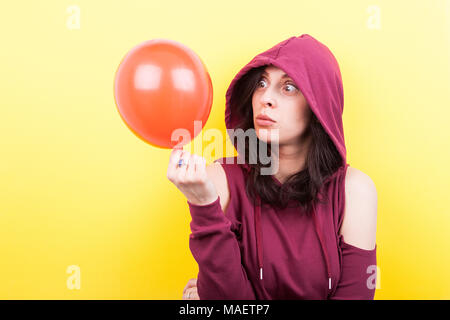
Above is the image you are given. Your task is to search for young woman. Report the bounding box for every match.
[168,34,377,300]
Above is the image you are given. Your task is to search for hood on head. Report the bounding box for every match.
[224,34,346,167]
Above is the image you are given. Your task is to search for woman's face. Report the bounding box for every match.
[252,65,312,145]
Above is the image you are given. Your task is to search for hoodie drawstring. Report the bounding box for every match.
[312,200,333,293]
[254,195,264,280]
[253,194,332,295]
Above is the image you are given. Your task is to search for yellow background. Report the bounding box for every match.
[1,0,449,299]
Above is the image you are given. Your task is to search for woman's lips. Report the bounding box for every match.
[255,118,276,126]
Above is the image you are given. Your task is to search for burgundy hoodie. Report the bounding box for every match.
[187,34,377,299]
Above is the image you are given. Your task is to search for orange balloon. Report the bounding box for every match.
[114,39,213,149]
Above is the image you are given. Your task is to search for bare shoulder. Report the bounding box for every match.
[205,161,231,214]
[340,166,378,250]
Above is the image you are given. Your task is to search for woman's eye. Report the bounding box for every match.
[257,79,266,88]
[285,84,297,92]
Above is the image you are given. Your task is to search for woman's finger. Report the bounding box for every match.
[184,154,197,182]
[195,156,207,178]
[183,287,199,300]
[182,278,197,294]
[167,148,183,179]
[189,287,200,300]
[176,150,189,179]
[182,287,193,300]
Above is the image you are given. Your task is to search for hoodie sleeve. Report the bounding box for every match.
[329,237,377,300]
[187,196,257,300]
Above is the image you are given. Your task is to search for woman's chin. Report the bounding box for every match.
[256,128,280,144]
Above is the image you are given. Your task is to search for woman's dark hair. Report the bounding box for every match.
[229,64,343,215]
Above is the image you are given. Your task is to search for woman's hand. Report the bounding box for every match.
[167,148,219,206]
[182,278,200,300]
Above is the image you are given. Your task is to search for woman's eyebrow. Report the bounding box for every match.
[262,71,291,80]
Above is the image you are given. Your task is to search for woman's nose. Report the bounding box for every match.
[261,93,275,108]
